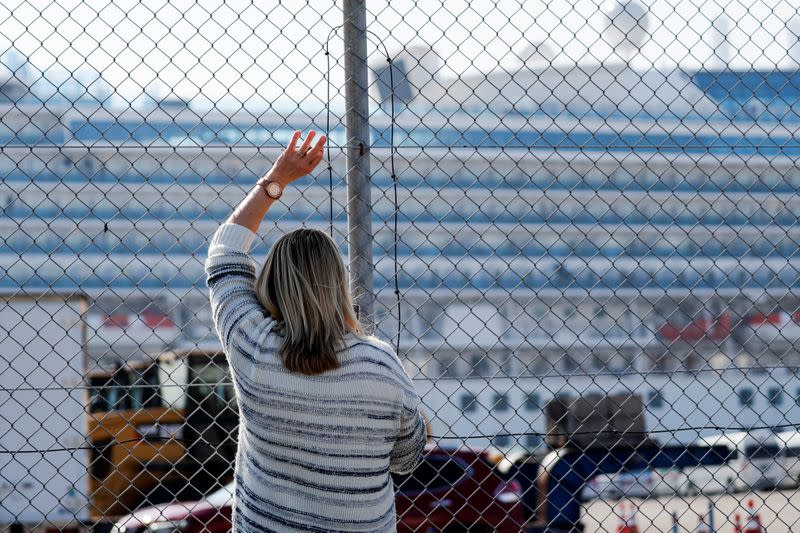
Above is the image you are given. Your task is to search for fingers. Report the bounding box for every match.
[287,130,301,152]
[311,134,326,157]
[310,151,324,168]
[282,130,326,176]
[299,130,316,155]
[308,135,327,167]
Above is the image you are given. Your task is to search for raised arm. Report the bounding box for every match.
[205,130,326,352]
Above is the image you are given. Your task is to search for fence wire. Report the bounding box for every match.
[2,0,800,532]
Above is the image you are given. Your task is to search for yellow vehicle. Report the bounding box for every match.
[86,347,237,520]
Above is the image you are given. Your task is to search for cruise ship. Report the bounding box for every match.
[3,57,800,450]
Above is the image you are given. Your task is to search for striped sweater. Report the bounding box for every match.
[205,223,427,532]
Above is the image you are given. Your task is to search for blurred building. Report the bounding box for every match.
[3,53,800,444]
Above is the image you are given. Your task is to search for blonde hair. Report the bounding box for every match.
[255,228,366,375]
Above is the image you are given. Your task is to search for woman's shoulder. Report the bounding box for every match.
[355,333,394,352]
[345,332,395,358]
[344,333,410,377]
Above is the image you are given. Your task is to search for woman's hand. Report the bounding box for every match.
[266,130,327,186]
[225,129,326,233]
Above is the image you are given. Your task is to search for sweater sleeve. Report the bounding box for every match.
[389,376,427,474]
[205,223,275,355]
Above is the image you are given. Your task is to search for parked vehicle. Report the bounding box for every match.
[485,445,534,476]
[87,345,238,521]
[112,446,526,533]
[111,482,233,533]
[394,447,524,532]
[582,467,685,500]
[683,430,783,494]
[776,429,800,489]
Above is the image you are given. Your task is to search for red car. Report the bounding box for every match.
[112,446,524,533]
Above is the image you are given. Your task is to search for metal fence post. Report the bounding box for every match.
[342,0,375,331]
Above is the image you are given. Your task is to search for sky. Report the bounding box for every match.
[1,0,799,111]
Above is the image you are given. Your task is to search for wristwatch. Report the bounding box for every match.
[258,178,283,200]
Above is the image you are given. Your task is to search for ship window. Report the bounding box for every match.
[525,434,542,448]
[129,364,162,410]
[745,443,781,460]
[494,393,510,412]
[470,354,489,376]
[525,393,540,410]
[768,387,783,406]
[461,393,477,413]
[787,446,800,458]
[493,434,511,447]
[188,356,237,414]
[88,374,113,413]
[439,355,460,377]
[88,439,114,482]
[739,388,754,407]
[647,390,664,409]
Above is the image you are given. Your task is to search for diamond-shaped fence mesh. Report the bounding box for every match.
[2,0,800,531]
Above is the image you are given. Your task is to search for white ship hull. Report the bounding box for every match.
[415,367,800,449]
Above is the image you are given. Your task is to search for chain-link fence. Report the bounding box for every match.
[3,0,800,531]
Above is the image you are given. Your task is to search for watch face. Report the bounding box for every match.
[267,182,282,198]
